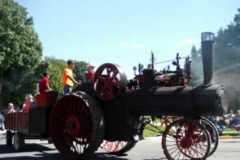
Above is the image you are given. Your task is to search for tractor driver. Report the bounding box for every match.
[62,59,80,94]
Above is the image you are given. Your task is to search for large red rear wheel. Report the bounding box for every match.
[94,63,128,100]
[100,140,137,155]
[49,92,105,159]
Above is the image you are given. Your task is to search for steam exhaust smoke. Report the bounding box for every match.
[201,32,215,85]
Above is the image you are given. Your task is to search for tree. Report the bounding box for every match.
[189,8,240,84]
[191,45,198,59]
[214,8,240,70]
[43,56,66,93]
[73,61,88,81]
[0,0,42,109]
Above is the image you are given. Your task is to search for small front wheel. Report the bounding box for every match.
[48,137,52,144]
[6,130,13,146]
[162,118,211,160]
[13,132,25,151]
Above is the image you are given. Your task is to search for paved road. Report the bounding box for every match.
[0,132,239,160]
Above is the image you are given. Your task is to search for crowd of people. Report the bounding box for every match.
[210,109,240,133]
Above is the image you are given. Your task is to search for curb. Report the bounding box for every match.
[219,135,240,139]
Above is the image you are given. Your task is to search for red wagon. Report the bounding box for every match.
[4,93,58,151]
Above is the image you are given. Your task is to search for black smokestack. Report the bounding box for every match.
[201,32,215,85]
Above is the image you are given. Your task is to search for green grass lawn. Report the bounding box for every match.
[143,124,165,137]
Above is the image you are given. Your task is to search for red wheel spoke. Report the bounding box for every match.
[110,81,121,87]
[106,67,111,79]
[110,70,118,80]
[107,87,114,96]
[114,141,121,151]
[94,63,127,100]
[100,141,128,153]
[98,76,106,81]
[100,85,108,93]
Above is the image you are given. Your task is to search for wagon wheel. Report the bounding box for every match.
[94,63,128,100]
[6,130,13,146]
[49,92,105,159]
[162,118,211,160]
[200,117,219,157]
[177,117,219,157]
[48,137,53,144]
[13,132,25,151]
[100,140,137,155]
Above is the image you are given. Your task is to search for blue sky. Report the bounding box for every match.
[16,0,240,79]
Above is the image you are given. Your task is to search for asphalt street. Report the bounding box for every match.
[0,132,239,160]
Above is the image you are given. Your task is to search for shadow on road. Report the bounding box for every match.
[0,143,54,154]
[1,152,130,160]
[0,143,130,160]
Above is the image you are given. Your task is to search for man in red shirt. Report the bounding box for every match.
[39,72,52,94]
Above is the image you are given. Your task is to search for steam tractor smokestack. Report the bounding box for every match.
[201,32,215,85]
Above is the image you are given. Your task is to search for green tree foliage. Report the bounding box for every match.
[43,56,66,93]
[191,45,198,58]
[73,61,88,81]
[190,8,240,84]
[214,8,240,70]
[0,0,42,109]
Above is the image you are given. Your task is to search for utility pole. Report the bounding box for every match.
[151,51,155,70]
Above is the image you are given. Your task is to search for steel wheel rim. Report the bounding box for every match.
[200,117,219,157]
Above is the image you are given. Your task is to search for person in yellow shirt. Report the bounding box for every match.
[62,60,80,94]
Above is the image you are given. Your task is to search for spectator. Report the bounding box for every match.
[226,109,235,120]
[4,103,16,114]
[216,116,227,135]
[83,63,95,83]
[230,110,240,131]
[205,116,219,141]
[22,94,34,111]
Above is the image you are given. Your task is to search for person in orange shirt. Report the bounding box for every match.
[62,59,80,94]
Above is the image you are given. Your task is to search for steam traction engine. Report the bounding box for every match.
[4,32,229,160]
